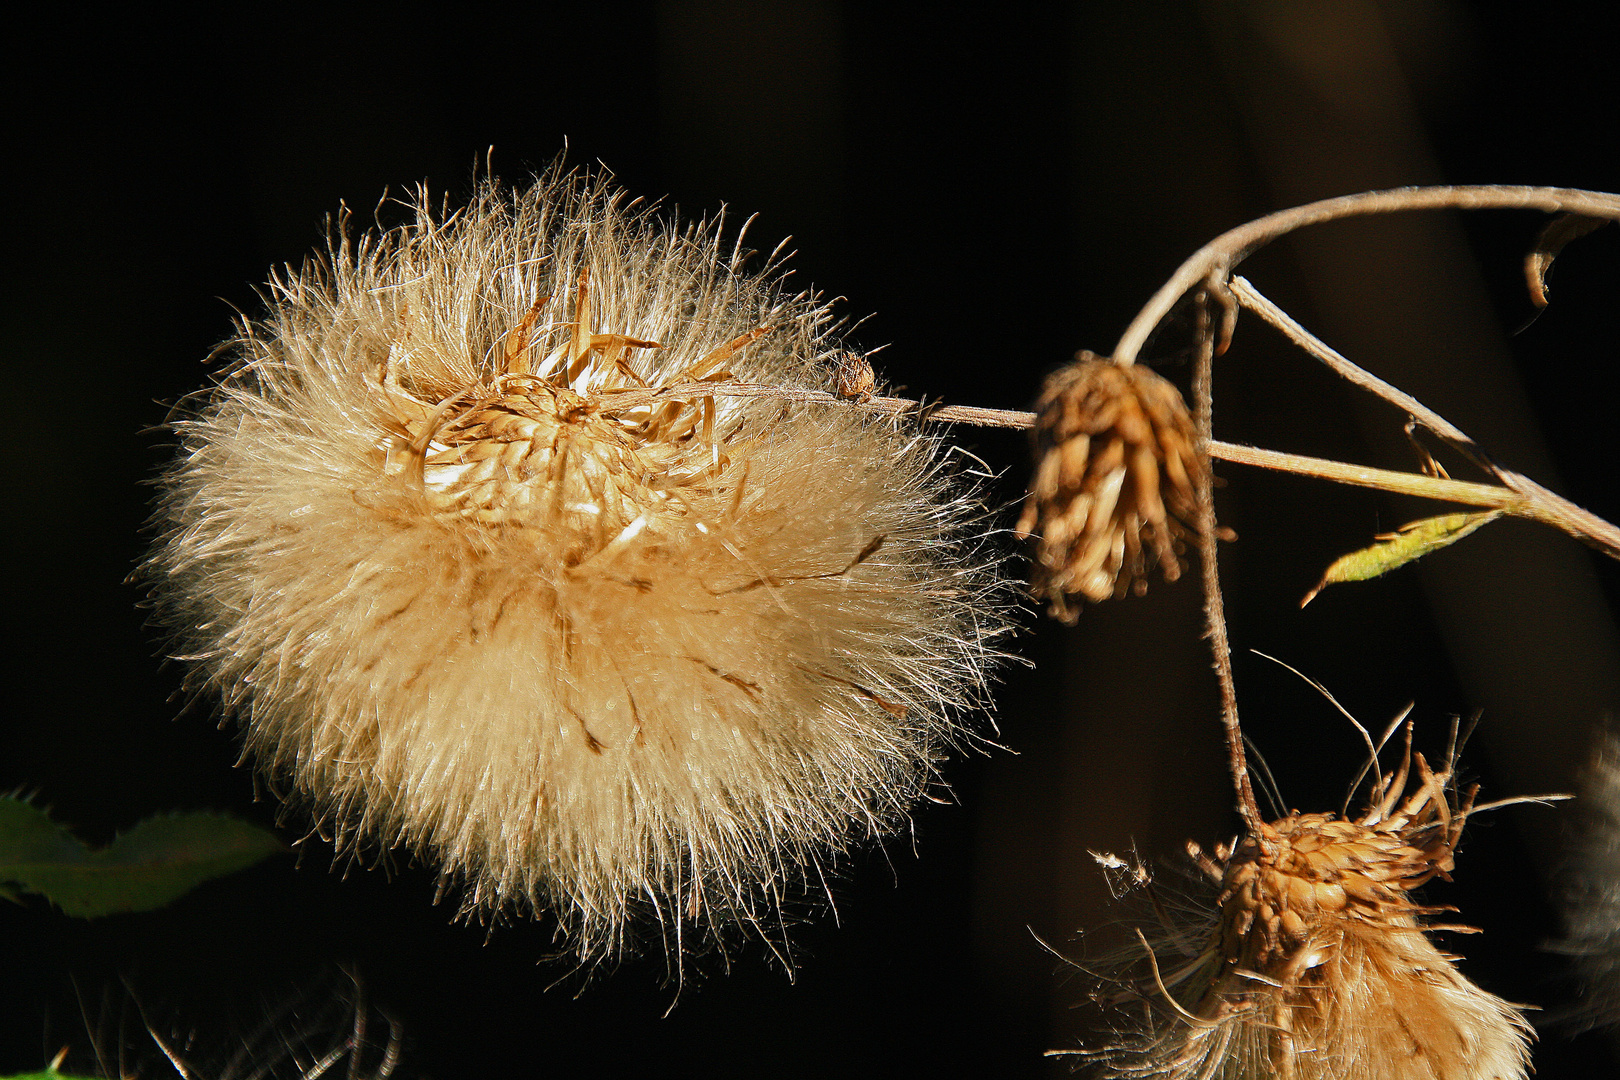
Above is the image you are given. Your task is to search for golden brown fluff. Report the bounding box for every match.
[1556,730,1620,1031]
[1077,736,1531,1079]
[144,171,1012,962]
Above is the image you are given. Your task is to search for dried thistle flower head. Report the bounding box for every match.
[144,170,1011,962]
[1084,731,1531,1079]
[1016,353,1202,622]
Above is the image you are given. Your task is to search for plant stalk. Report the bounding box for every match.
[1112,185,1620,365]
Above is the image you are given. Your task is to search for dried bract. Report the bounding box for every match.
[143,171,1011,962]
[1016,354,1201,622]
[1085,739,1531,1079]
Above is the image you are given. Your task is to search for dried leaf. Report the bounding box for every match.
[1301,510,1502,607]
[0,797,284,917]
[1526,213,1610,308]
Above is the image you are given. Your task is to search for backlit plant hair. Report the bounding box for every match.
[144,169,1013,966]
[61,974,402,1080]
[1555,729,1620,1034]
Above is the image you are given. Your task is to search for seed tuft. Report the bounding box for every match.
[143,170,1013,964]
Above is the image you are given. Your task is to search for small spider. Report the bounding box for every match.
[833,352,877,403]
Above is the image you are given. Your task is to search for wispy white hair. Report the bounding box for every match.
[1558,729,1620,1031]
[145,169,1013,964]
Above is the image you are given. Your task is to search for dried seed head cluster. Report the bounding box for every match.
[1016,354,1202,622]
[144,171,1011,961]
[1085,735,1531,1079]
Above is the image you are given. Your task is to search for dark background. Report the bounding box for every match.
[5,2,1620,1076]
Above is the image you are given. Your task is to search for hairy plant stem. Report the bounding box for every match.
[592,381,1036,429]
[1191,295,1264,834]
[629,378,1617,553]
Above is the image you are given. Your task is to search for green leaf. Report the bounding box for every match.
[3,1054,98,1080]
[0,797,285,918]
[1301,510,1502,608]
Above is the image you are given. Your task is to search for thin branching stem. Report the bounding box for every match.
[645,380,1617,552]
[1204,441,1525,509]
[1227,276,1620,559]
[1227,276,1496,472]
[585,380,1036,429]
[1111,185,1620,365]
[601,195,1620,829]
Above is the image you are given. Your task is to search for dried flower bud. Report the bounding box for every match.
[1016,353,1202,622]
[1082,738,1531,1079]
[143,171,1012,963]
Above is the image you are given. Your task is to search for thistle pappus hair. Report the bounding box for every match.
[144,169,1013,963]
[64,973,401,1080]
[1072,724,1531,1080]
[1556,729,1620,1032]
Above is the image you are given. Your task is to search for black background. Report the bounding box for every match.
[5,3,1620,1076]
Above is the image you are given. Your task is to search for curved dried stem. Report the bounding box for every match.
[1111,185,1620,365]
[594,187,1620,839]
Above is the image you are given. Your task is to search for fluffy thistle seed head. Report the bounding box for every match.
[144,170,1012,962]
[1016,353,1202,623]
[1082,734,1532,1080]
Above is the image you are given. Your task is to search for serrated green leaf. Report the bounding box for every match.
[0,798,86,863]
[1301,510,1502,608]
[0,797,285,918]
